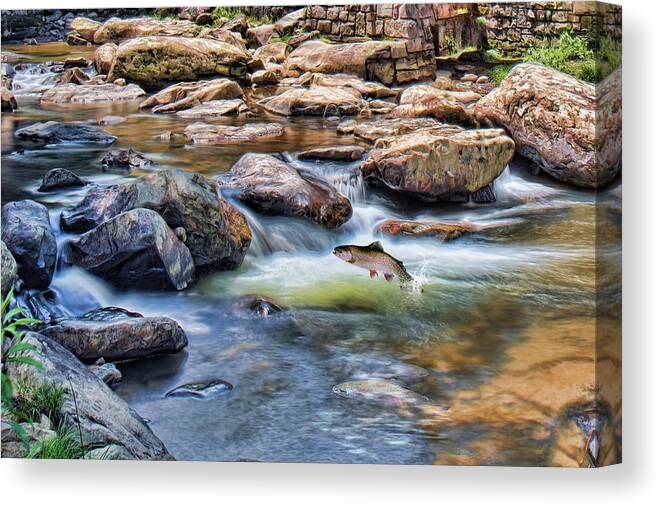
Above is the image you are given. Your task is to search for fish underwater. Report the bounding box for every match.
[332,241,420,290]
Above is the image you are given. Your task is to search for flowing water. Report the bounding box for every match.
[1,43,622,465]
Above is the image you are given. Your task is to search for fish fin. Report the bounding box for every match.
[367,241,384,252]
[384,273,394,282]
[369,269,378,278]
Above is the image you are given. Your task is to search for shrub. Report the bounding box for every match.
[211,6,243,25]
[27,425,84,460]
[11,380,66,427]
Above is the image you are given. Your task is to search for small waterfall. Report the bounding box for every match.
[493,165,559,202]
[10,62,61,96]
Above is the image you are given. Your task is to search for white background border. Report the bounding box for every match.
[1,0,659,504]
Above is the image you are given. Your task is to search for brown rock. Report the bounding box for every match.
[298,72,399,99]
[93,43,118,74]
[70,17,102,42]
[183,122,284,144]
[389,84,480,125]
[250,66,284,85]
[258,85,366,116]
[41,83,146,105]
[337,117,442,143]
[274,8,306,34]
[253,42,290,64]
[59,67,90,85]
[1,86,18,112]
[176,99,248,118]
[246,24,275,48]
[299,145,366,161]
[93,17,202,44]
[198,28,247,50]
[376,219,478,241]
[139,78,244,113]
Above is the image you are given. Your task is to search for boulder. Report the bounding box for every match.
[66,32,89,46]
[473,63,622,188]
[219,15,249,36]
[15,121,116,145]
[101,148,152,170]
[367,99,396,115]
[38,168,87,192]
[6,332,172,460]
[250,66,284,85]
[1,241,18,296]
[183,122,284,144]
[166,379,233,399]
[63,57,92,69]
[274,8,306,34]
[233,295,285,317]
[299,145,366,161]
[253,42,289,64]
[337,117,441,143]
[93,43,118,74]
[89,362,122,385]
[84,444,134,460]
[1,200,57,290]
[59,67,90,85]
[93,17,202,44]
[139,78,243,113]
[389,84,480,125]
[176,99,248,118]
[61,169,251,272]
[108,36,251,89]
[198,28,247,50]
[258,85,366,116]
[70,17,101,42]
[66,208,195,291]
[361,125,515,201]
[298,73,399,99]
[288,30,320,49]
[246,24,275,48]
[376,219,479,241]
[1,86,17,112]
[217,153,352,228]
[42,306,188,362]
[41,83,146,105]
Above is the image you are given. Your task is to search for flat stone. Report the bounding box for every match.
[15,121,116,145]
[41,83,146,105]
[139,78,244,113]
[183,122,284,144]
[258,85,366,116]
[93,17,202,44]
[299,145,366,161]
[166,379,233,399]
[38,168,87,192]
[176,99,248,118]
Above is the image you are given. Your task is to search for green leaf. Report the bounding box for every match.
[5,419,30,449]
[7,342,38,355]
[2,307,24,324]
[9,356,44,369]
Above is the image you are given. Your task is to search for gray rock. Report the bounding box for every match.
[89,362,122,384]
[1,200,57,290]
[14,121,116,145]
[101,148,152,170]
[84,443,134,460]
[42,306,187,362]
[66,208,195,291]
[166,379,233,399]
[1,240,18,296]
[38,168,86,192]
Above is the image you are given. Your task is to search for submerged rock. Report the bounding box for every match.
[15,121,116,145]
[93,42,118,74]
[337,117,441,143]
[299,145,366,162]
[376,219,480,241]
[89,362,122,385]
[183,122,284,144]
[67,208,195,291]
[1,241,18,296]
[38,168,87,192]
[166,379,233,399]
[61,169,251,272]
[361,125,514,202]
[6,332,172,459]
[332,378,429,406]
[101,148,153,170]
[176,99,248,118]
[473,63,622,188]
[2,86,18,112]
[109,36,251,88]
[41,83,146,105]
[42,306,188,362]
[1,200,57,290]
[298,73,399,99]
[258,85,366,116]
[93,17,202,44]
[58,67,90,85]
[233,295,285,317]
[217,153,352,229]
[139,78,244,113]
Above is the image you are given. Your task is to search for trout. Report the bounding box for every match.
[332,241,417,289]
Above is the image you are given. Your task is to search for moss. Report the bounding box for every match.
[488,64,513,85]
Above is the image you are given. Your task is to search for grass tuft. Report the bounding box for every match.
[488,64,513,85]
[27,425,84,460]
[11,380,67,427]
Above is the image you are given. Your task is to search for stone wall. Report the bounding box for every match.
[478,2,623,55]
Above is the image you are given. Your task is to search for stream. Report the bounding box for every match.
[1,43,621,465]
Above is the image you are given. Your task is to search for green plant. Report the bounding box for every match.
[211,6,243,25]
[152,8,178,20]
[319,35,335,44]
[269,33,292,44]
[1,290,43,448]
[11,380,66,427]
[247,15,276,27]
[484,48,504,62]
[444,34,457,54]
[476,16,487,28]
[595,35,622,79]
[27,425,84,460]
[489,64,513,85]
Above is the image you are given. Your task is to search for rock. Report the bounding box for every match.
[198,28,247,50]
[183,122,284,144]
[473,63,622,188]
[66,32,89,46]
[38,168,87,192]
[70,17,101,42]
[59,67,90,84]
[15,121,116,145]
[274,8,306,34]
[93,42,117,74]
[219,15,248,36]
[246,24,275,48]
[1,200,57,290]
[101,148,152,170]
[89,362,122,384]
[298,73,399,99]
[113,78,126,86]
[98,115,126,126]
[258,85,366,116]
[63,56,91,68]
[288,30,320,49]
[195,13,214,26]
[253,42,289,64]
[233,295,284,317]
[217,153,352,228]
[367,99,396,115]
[108,36,251,89]
[139,78,244,113]
[389,84,480,125]
[250,66,284,85]
[332,378,429,406]
[61,169,251,271]
[6,332,172,459]
[84,444,133,460]
[166,379,233,399]
[476,75,489,84]
[41,83,146,105]
[1,241,18,296]
[376,219,481,241]
[42,306,188,361]
[299,145,366,161]
[361,125,515,202]
[461,73,479,82]
[93,17,202,44]
[337,117,441,143]
[66,208,195,291]
[176,99,248,118]
[1,86,17,112]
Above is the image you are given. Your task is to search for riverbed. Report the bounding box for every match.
[1,43,622,465]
